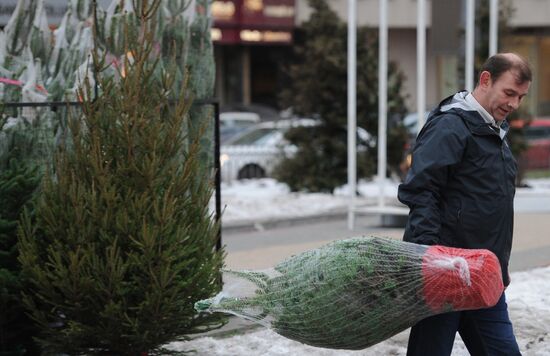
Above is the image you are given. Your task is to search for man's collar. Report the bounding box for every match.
[465,93,501,127]
[465,93,508,139]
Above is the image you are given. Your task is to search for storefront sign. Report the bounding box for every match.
[211,0,238,24]
[212,0,295,44]
[241,0,294,28]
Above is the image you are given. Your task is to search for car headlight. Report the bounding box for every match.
[406,153,412,168]
[220,153,230,167]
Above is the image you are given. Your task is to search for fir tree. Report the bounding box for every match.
[17,1,224,354]
[276,0,408,192]
[0,104,51,355]
[0,159,41,355]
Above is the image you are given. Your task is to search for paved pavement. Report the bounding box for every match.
[221,212,550,271]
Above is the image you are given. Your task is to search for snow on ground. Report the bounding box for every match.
[523,178,550,190]
[217,178,550,224]
[218,177,400,224]
[171,267,550,355]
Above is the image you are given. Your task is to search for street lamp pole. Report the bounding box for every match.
[417,0,426,131]
[489,0,499,56]
[465,0,475,92]
[347,0,357,230]
[377,0,388,207]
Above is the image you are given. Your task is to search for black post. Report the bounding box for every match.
[3,102,82,108]
[213,101,222,252]
[92,0,99,101]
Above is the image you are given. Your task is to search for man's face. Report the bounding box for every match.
[483,70,530,121]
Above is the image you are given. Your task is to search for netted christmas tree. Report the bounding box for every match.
[1,0,216,177]
[17,1,224,354]
[196,237,504,350]
[185,0,216,173]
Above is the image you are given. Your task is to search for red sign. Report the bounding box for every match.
[241,0,295,28]
[211,0,295,44]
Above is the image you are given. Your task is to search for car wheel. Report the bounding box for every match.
[238,164,266,179]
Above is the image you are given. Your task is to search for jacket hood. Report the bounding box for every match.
[440,91,472,113]
[432,91,510,138]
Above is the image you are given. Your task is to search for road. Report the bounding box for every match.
[221,212,550,272]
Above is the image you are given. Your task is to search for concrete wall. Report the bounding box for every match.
[297,0,550,28]
[509,0,550,27]
[388,28,438,111]
[296,0,432,28]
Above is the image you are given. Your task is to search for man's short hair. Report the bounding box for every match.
[479,53,532,84]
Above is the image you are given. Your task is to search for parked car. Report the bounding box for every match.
[220,111,261,143]
[398,111,431,180]
[402,111,431,137]
[512,118,550,170]
[220,119,373,182]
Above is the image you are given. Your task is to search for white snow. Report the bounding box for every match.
[183,178,550,355]
[218,178,550,224]
[218,177,402,224]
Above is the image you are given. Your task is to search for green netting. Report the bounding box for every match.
[195,236,504,350]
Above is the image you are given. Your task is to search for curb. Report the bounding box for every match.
[188,316,262,340]
[220,201,410,233]
[221,210,350,234]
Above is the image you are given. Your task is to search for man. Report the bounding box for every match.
[398,53,531,355]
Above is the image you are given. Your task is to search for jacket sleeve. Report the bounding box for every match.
[398,114,467,245]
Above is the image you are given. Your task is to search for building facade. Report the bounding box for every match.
[212,0,550,117]
[211,0,295,110]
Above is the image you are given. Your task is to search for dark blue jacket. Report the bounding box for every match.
[398,92,516,286]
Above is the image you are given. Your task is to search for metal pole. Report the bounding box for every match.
[417,0,426,130]
[92,0,99,101]
[465,0,475,92]
[489,0,498,56]
[378,0,388,207]
[347,0,357,230]
[214,101,222,252]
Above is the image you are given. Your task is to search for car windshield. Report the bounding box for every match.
[229,127,282,146]
[525,126,550,140]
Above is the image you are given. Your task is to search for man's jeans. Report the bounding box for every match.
[407,293,521,356]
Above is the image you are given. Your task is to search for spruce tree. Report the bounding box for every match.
[0,159,41,355]
[17,1,223,354]
[0,104,54,355]
[276,0,408,192]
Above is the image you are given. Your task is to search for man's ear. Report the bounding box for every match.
[479,71,492,88]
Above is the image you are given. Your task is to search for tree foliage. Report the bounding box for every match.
[17,2,224,354]
[275,0,408,192]
[0,158,41,355]
[0,103,54,355]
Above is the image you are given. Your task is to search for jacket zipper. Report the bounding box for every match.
[501,139,511,198]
